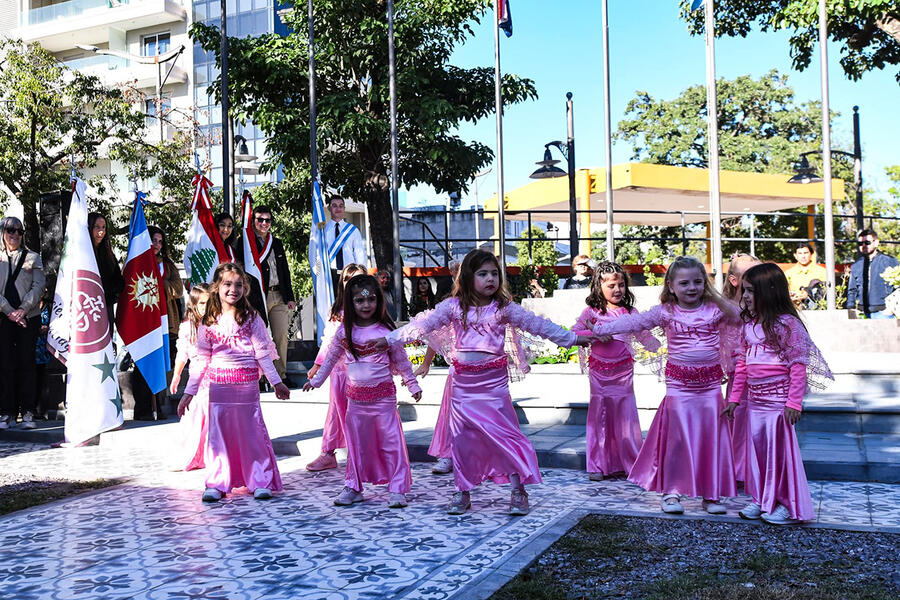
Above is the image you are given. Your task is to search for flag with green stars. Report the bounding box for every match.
[48,177,124,445]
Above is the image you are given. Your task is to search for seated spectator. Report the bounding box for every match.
[377,269,399,320]
[563,254,593,290]
[785,243,827,310]
[409,276,436,316]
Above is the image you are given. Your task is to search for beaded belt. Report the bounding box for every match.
[341,340,382,357]
[346,379,396,402]
[747,377,790,400]
[588,356,633,374]
[665,362,724,386]
[452,356,508,373]
[207,367,259,384]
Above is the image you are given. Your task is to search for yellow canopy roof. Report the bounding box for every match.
[485,162,845,226]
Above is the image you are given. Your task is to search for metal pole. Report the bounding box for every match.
[387,0,403,316]
[493,0,507,268]
[852,105,863,233]
[473,183,480,250]
[220,0,232,215]
[601,0,614,261]
[749,214,756,257]
[156,59,164,142]
[704,0,723,289]
[566,92,578,265]
[818,0,837,310]
[308,0,318,183]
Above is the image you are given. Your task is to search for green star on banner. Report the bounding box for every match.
[109,386,123,417]
[92,353,116,384]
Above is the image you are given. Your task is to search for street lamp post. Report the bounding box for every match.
[472,168,491,250]
[529,93,578,266]
[232,134,257,200]
[221,0,232,216]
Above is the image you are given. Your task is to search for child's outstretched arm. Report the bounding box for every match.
[170,325,191,395]
[388,343,423,401]
[368,298,456,351]
[592,305,664,338]
[250,316,291,400]
[303,328,345,391]
[179,326,212,417]
[572,307,595,338]
[308,319,341,379]
[414,347,437,378]
[502,302,589,347]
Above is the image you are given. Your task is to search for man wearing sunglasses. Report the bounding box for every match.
[846,229,898,319]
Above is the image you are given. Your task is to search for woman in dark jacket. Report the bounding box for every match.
[88,212,124,328]
[409,276,436,316]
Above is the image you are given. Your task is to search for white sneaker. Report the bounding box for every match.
[739,502,762,520]
[21,412,36,430]
[432,457,453,474]
[202,488,223,502]
[761,504,800,526]
[702,499,727,515]
[588,472,604,482]
[661,494,684,514]
[387,493,408,508]
[253,488,272,500]
[0,415,10,430]
[333,486,364,506]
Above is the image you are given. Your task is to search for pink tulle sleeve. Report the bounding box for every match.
[787,362,806,411]
[388,342,422,396]
[501,302,576,347]
[250,315,282,387]
[593,304,664,337]
[386,298,457,357]
[184,325,212,396]
[315,319,341,366]
[728,358,748,404]
[777,315,833,391]
[309,327,346,388]
[572,306,595,337]
[175,321,194,366]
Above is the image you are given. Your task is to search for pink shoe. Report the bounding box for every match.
[306,452,338,472]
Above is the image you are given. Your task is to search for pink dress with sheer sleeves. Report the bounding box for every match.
[387,298,576,492]
[310,322,420,494]
[185,313,283,494]
[174,320,208,471]
[314,317,349,453]
[574,306,660,477]
[594,301,737,501]
[728,315,832,521]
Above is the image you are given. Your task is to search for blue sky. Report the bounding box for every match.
[404,0,900,208]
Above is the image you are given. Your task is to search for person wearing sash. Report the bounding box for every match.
[320,195,367,288]
[0,216,46,430]
[234,205,297,388]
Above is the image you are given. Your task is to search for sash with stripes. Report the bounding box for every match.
[328,221,358,264]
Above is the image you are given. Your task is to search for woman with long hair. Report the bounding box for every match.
[88,212,124,328]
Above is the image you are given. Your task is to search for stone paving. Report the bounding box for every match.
[1,441,899,600]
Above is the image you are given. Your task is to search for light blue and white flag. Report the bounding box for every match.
[309,179,334,344]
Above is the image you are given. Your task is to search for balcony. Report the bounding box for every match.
[62,54,187,90]
[16,0,187,52]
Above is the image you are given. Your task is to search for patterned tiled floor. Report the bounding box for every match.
[1,441,898,600]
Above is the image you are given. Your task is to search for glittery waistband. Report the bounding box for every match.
[665,362,724,386]
[207,367,259,384]
[346,379,397,402]
[452,356,508,373]
[747,376,790,399]
[588,356,634,374]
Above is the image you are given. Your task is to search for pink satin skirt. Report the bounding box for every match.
[428,369,453,459]
[320,366,348,453]
[745,377,814,521]
[178,383,209,471]
[344,379,411,494]
[449,361,541,491]
[587,363,642,476]
[726,373,749,483]
[629,379,736,500]
[205,380,283,494]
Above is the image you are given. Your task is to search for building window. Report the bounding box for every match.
[142,32,171,57]
[145,96,172,128]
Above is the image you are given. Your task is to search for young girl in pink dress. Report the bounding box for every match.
[177,263,290,502]
[415,347,454,475]
[305,263,367,472]
[724,263,832,525]
[304,274,422,508]
[572,262,660,481]
[722,253,761,484]
[369,250,591,516]
[170,283,210,471]
[592,256,739,515]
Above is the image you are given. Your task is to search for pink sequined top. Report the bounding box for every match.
[314,317,346,371]
[184,312,281,395]
[310,322,421,396]
[386,298,576,360]
[593,301,735,366]
[573,306,661,362]
[727,315,832,412]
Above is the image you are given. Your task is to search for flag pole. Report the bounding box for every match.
[493,0,507,268]
[308,0,318,186]
[601,0,614,261]
[387,0,404,316]
[704,0,723,289]
[818,0,836,311]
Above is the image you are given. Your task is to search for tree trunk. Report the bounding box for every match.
[25,111,40,251]
[362,185,395,270]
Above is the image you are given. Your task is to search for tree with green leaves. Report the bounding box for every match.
[512,226,559,298]
[680,0,900,83]
[615,70,854,262]
[0,39,194,255]
[190,0,537,269]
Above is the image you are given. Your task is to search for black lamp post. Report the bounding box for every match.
[789,106,864,232]
[530,93,578,265]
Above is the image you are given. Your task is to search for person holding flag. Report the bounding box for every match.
[234,193,297,388]
[116,191,172,421]
[45,178,123,444]
[184,174,233,286]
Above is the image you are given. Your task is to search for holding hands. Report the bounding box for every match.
[721,402,737,420]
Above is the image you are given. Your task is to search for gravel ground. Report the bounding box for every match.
[492,515,900,600]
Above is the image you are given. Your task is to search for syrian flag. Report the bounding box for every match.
[309,179,334,343]
[241,189,270,313]
[498,0,512,37]
[47,178,124,445]
[184,174,232,286]
[116,191,169,394]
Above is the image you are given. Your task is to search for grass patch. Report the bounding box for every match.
[0,479,122,516]
[489,572,573,600]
